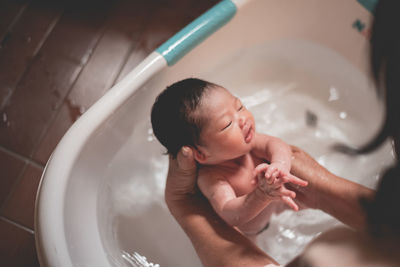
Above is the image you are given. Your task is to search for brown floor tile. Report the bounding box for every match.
[65,0,151,110]
[0,1,63,110]
[33,103,75,165]
[0,53,82,158]
[138,3,191,53]
[104,0,149,39]
[39,0,112,64]
[0,149,26,207]
[1,164,43,230]
[66,30,132,110]
[0,218,39,267]
[115,48,148,84]
[138,0,218,52]
[116,0,217,83]
[33,0,151,164]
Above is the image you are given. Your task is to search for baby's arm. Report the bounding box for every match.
[252,133,292,179]
[197,172,276,227]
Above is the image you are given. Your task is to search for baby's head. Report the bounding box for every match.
[151,78,255,164]
[151,78,217,158]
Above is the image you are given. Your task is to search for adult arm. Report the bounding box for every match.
[165,146,278,267]
[289,146,375,230]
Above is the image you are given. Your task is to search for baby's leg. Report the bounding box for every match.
[239,201,288,239]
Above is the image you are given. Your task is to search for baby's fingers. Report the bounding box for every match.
[265,166,277,179]
[281,196,299,211]
[253,163,270,177]
[284,173,308,187]
[266,170,279,185]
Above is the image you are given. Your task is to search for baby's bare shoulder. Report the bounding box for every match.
[198,165,227,183]
[197,166,232,198]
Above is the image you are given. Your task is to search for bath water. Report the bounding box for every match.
[98,40,395,266]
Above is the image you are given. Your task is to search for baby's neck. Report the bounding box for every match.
[216,153,252,169]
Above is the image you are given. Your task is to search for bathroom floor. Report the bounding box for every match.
[0,0,218,265]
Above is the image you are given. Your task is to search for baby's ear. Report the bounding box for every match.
[193,146,207,164]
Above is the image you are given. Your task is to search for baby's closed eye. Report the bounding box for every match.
[221,121,232,131]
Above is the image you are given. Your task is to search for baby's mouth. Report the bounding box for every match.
[244,123,253,143]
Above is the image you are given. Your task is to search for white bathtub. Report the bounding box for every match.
[35,0,394,266]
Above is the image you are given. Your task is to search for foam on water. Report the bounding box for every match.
[98,40,395,266]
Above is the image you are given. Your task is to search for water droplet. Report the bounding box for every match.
[147,128,154,142]
[317,155,326,166]
[281,228,296,239]
[328,86,339,101]
[2,112,10,127]
[339,111,347,119]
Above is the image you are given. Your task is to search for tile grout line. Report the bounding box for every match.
[0,163,28,212]
[0,145,44,169]
[0,215,34,234]
[31,9,63,59]
[0,2,30,46]
[0,2,31,111]
[0,4,64,112]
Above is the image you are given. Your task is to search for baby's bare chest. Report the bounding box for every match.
[220,155,265,196]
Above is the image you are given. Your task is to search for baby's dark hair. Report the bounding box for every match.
[151,78,218,158]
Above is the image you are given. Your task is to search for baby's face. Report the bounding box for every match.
[195,86,256,164]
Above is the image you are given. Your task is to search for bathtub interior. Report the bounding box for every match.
[61,0,395,266]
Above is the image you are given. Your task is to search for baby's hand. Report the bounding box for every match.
[253,163,308,211]
[263,161,289,184]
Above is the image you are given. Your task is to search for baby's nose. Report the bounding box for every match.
[239,116,245,128]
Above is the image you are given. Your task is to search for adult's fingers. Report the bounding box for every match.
[166,146,198,200]
[284,173,308,187]
[176,146,196,173]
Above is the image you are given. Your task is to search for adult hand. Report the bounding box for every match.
[165,146,198,210]
[289,145,374,229]
[288,146,329,210]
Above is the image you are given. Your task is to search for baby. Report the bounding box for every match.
[151,78,308,237]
